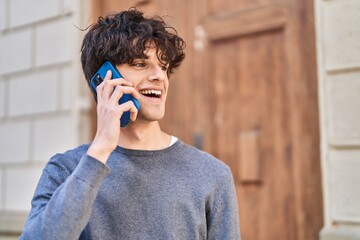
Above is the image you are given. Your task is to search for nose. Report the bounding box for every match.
[148,65,166,82]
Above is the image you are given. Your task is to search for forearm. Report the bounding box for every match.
[20,155,109,240]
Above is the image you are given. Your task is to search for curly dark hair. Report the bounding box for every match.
[80,8,186,95]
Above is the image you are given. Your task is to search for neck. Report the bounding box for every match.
[117,120,171,150]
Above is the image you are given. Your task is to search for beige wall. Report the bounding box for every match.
[0,0,92,237]
[315,0,360,239]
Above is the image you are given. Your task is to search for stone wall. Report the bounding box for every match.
[315,0,360,239]
[0,0,91,238]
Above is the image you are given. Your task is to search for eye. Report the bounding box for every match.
[160,64,169,71]
[131,61,146,68]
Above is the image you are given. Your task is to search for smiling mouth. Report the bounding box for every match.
[139,89,162,98]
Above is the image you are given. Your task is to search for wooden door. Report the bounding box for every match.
[91,0,323,239]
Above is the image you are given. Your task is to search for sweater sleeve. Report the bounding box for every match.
[20,154,110,240]
[206,167,241,240]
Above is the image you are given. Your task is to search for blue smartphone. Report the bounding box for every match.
[90,61,141,128]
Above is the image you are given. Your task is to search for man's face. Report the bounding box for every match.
[117,47,169,122]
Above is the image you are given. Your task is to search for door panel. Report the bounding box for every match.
[211,30,296,239]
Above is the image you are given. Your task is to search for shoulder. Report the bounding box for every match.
[33,144,91,193]
[45,144,91,175]
[175,141,232,181]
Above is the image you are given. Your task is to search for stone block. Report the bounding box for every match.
[10,0,59,28]
[0,29,32,74]
[323,0,360,70]
[4,166,43,211]
[0,121,30,164]
[61,66,75,110]
[0,170,2,210]
[0,0,6,31]
[327,71,360,145]
[329,149,360,222]
[33,114,76,162]
[8,69,58,116]
[0,80,5,118]
[63,0,75,14]
[35,18,73,67]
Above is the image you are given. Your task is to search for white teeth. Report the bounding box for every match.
[139,89,162,96]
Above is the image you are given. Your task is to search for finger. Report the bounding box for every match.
[96,70,112,90]
[130,107,138,121]
[102,76,115,100]
[117,101,138,121]
[108,78,133,87]
[104,70,112,80]
[109,86,141,104]
[95,83,105,104]
[95,70,110,91]
[102,78,134,100]
[96,70,112,102]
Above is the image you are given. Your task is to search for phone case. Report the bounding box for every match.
[90,61,141,127]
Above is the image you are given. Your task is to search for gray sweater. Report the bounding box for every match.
[20,140,241,239]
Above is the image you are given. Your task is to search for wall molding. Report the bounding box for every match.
[321,226,360,240]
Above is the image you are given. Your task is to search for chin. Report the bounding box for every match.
[138,110,165,122]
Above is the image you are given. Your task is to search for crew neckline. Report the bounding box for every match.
[114,139,181,156]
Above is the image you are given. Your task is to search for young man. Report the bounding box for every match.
[21,9,241,239]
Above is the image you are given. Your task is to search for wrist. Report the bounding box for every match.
[87,142,114,164]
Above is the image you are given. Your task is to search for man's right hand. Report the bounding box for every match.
[86,70,141,164]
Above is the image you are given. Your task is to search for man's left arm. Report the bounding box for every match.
[207,167,241,240]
